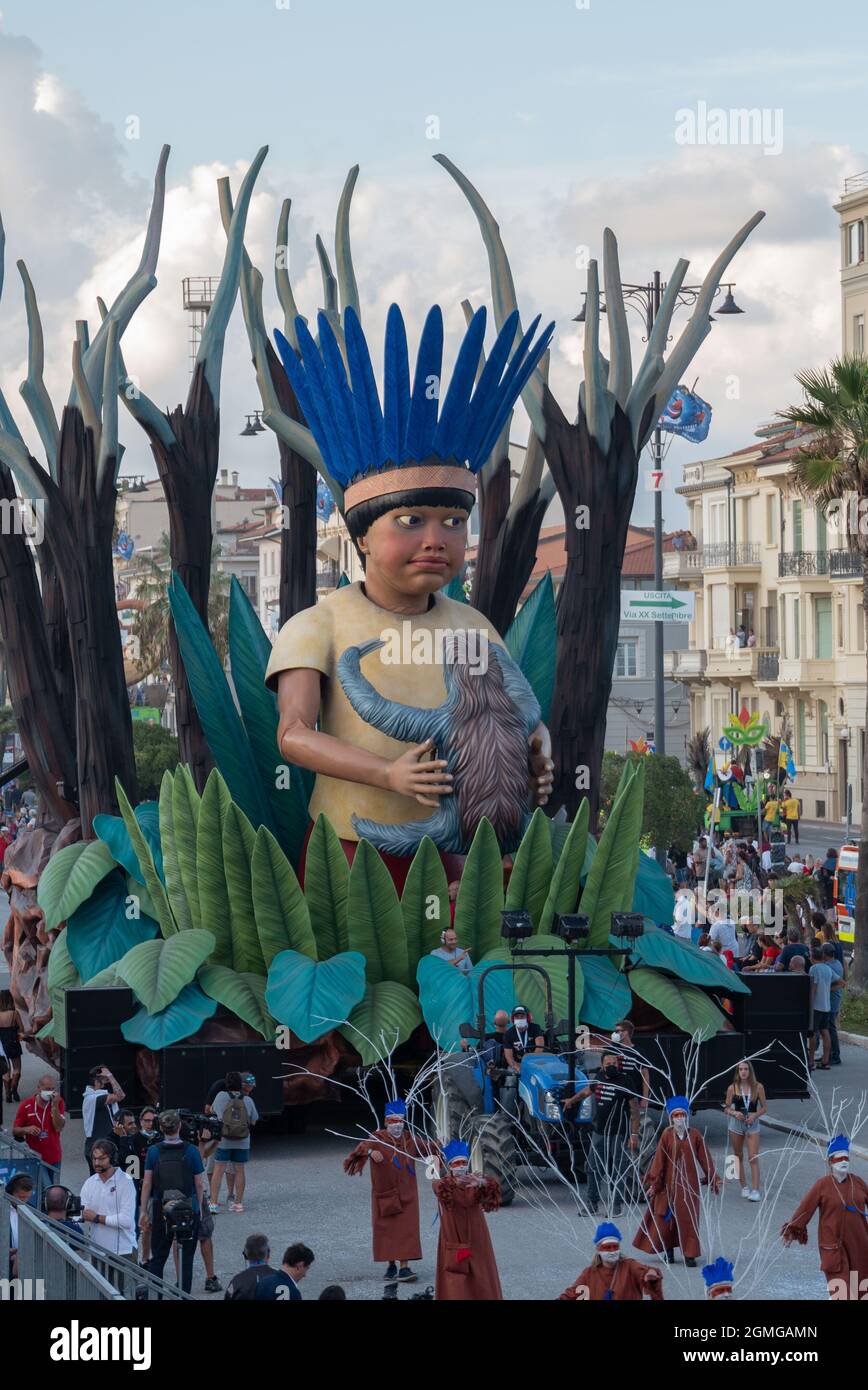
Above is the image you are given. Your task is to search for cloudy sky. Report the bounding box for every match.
[0,0,865,528]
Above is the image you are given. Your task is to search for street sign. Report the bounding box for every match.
[620,590,695,623]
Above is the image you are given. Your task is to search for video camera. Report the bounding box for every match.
[178,1109,222,1145]
[161,1190,197,1244]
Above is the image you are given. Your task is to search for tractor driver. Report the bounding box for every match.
[501,1006,545,1116]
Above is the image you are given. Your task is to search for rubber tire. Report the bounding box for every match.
[434,1066,478,1142]
[471,1111,518,1206]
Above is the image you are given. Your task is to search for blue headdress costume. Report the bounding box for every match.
[442,1139,470,1167]
[827,1134,849,1160]
[593,1221,622,1245]
[274,304,553,517]
[384,1099,406,1120]
[665,1095,691,1117]
[702,1257,734,1297]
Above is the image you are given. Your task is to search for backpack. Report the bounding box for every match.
[221,1094,250,1141]
[152,1141,194,1198]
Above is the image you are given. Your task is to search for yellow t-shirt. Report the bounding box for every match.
[782,797,800,820]
[763,799,779,820]
[264,582,504,841]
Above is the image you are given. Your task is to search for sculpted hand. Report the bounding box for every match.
[528,732,554,807]
[386,739,453,807]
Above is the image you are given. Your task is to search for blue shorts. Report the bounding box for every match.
[215,1147,249,1163]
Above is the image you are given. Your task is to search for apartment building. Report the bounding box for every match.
[666,421,865,827]
[835,170,868,355]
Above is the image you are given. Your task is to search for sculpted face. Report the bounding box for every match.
[356,505,469,598]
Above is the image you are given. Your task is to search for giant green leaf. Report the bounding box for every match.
[538,800,589,936]
[66,869,159,982]
[347,839,410,988]
[252,826,317,967]
[416,956,517,1053]
[196,770,234,967]
[93,801,164,885]
[222,801,266,975]
[627,928,750,995]
[121,982,217,1049]
[228,576,309,868]
[125,874,159,925]
[172,765,202,931]
[503,571,557,722]
[633,849,676,924]
[441,574,468,603]
[580,766,643,947]
[303,814,349,958]
[46,930,81,1048]
[628,967,727,1042]
[115,781,177,939]
[114,930,216,1014]
[265,948,366,1043]
[159,770,193,932]
[197,964,276,1040]
[38,839,117,932]
[339,981,423,1065]
[168,573,278,834]
[453,817,504,961]
[577,954,632,1029]
[401,836,449,977]
[505,807,552,929]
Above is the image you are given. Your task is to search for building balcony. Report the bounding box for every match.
[772,657,836,687]
[663,649,707,679]
[662,549,703,581]
[705,644,778,681]
[702,541,761,570]
[829,549,865,579]
[778,550,835,578]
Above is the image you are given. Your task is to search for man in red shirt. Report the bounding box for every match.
[13,1073,66,1182]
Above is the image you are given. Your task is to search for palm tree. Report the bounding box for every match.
[779,355,868,989]
[686,727,711,791]
[125,535,230,677]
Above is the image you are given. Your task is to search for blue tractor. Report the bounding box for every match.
[434,960,595,1205]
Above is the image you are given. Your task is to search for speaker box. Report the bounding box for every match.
[63,988,142,1116]
[162,1044,284,1114]
[634,1031,747,1108]
[732,971,812,1034]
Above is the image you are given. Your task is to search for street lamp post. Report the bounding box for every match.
[575,277,746,863]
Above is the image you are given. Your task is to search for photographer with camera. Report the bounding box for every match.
[209,1071,259,1214]
[79,1139,137,1260]
[183,1110,223,1293]
[140,1109,206,1293]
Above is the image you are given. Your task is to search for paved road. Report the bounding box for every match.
[4,1008,865,1301]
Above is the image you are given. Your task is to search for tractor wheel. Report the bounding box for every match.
[433,1066,479,1143]
[470,1112,519,1206]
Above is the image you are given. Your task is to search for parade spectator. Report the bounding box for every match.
[12,1072,66,1184]
[0,989,23,1103]
[254,1242,315,1300]
[204,1074,236,1208]
[209,1070,259,1212]
[788,954,807,974]
[692,837,708,882]
[762,795,779,836]
[781,790,800,844]
[430,926,472,974]
[775,927,810,973]
[816,915,845,971]
[80,1139,137,1259]
[723,1061,766,1201]
[43,1186,79,1234]
[816,849,838,910]
[225,1233,277,1299]
[318,1284,348,1300]
[5,1172,35,1279]
[746,629,757,648]
[824,943,845,1068]
[709,904,738,956]
[672,888,695,940]
[808,945,833,1070]
[83,1063,125,1170]
[736,624,747,648]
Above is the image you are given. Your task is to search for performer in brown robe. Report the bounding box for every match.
[558,1222,664,1300]
[344,1100,432,1282]
[633,1096,720,1266]
[433,1140,503,1300]
[782,1135,868,1300]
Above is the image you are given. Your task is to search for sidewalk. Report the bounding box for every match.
[760,1036,868,1159]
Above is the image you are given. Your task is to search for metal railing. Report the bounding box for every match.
[779,549,830,576]
[0,1133,51,1206]
[1,1195,195,1301]
[703,541,760,568]
[829,549,864,577]
[843,172,868,194]
[757,651,780,680]
[1,1197,122,1301]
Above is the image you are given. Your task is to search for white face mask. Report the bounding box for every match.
[831,1160,850,1181]
[385,1121,404,1137]
[40,1090,54,1101]
[450,1162,469,1177]
[599,1249,620,1266]
[673,1117,688,1135]
[611,1032,622,1043]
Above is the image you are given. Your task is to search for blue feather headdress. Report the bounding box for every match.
[274,304,553,510]
[702,1257,734,1292]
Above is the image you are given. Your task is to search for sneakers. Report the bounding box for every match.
[748,1189,761,1202]
[685,1257,697,1268]
[204,1276,222,1293]
[384,1263,398,1280]
[741,1187,751,1199]
[208,1203,220,1214]
[229,1202,244,1213]
[396,1267,417,1282]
